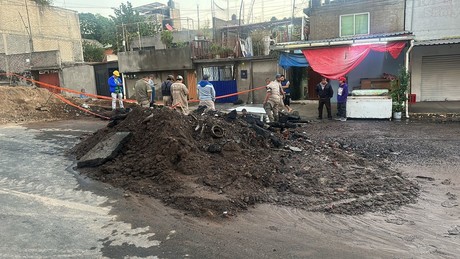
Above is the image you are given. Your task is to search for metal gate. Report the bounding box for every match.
[421,54,460,101]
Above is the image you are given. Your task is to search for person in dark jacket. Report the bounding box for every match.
[161,75,174,106]
[315,77,334,119]
[336,76,349,121]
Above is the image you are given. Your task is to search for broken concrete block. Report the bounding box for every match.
[77,132,131,168]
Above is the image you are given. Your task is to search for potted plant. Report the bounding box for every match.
[209,43,223,58]
[390,68,410,120]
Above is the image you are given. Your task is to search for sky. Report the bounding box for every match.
[52,0,308,29]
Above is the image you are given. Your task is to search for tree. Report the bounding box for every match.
[82,41,105,62]
[33,0,52,5]
[161,31,173,49]
[79,13,116,48]
[270,16,278,22]
[111,1,157,51]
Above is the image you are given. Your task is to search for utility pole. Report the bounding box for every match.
[25,0,34,52]
[197,5,200,30]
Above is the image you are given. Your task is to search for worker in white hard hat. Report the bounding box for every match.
[108,70,124,110]
[170,75,189,115]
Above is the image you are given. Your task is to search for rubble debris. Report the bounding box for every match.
[73,107,420,217]
[77,132,132,168]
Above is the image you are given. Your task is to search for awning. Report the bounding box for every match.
[301,41,406,79]
[278,52,309,68]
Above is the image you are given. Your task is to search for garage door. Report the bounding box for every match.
[421,54,460,101]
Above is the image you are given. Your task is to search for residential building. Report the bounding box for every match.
[135,1,182,30]
[274,0,412,101]
[405,0,460,101]
[0,0,84,88]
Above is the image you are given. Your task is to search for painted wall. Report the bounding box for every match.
[309,0,405,40]
[411,44,460,102]
[118,47,193,73]
[405,0,460,40]
[62,64,96,96]
[195,58,278,104]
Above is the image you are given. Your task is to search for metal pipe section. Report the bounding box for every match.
[405,39,415,119]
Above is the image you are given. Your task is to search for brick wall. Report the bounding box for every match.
[309,0,405,40]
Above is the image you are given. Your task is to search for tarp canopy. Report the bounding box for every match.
[301,41,406,79]
[279,52,309,69]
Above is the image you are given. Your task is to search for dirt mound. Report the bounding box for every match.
[0,86,85,124]
[73,107,419,217]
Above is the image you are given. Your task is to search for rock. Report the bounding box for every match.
[448,225,460,235]
[207,144,222,153]
[77,132,132,168]
[288,146,302,152]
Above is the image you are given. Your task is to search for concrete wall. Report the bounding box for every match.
[118,47,193,73]
[194,58,278,104]
[309,0,405,40]
[411,44,460,102]
[0,0,83,62]
[236,59,279,104]
[405,0,460,40]
[61,64,97,96]
[131,31,198,50]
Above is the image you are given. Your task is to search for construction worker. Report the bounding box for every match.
[108,70,124,110]
[197,74,216,112]
[161,75,174,106]
[264,74,282,122]
[170,75,189,115]
[134,75,152,108]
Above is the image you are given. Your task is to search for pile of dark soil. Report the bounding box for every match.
[73,107,419,217]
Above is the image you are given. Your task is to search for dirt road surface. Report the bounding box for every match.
[1,117,459,258]
[0,86,458,258]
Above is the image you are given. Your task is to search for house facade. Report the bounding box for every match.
[275,0,411,101]
[0,0,85,91]
[405,0,460,101]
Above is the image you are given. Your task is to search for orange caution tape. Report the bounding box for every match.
[1,73,268,117]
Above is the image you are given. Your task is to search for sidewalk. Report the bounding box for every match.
[214,100,460,121]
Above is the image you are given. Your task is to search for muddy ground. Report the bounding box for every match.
[72,107,425,217]
[1,86,456,219]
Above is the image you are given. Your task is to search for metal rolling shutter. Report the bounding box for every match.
[421,54,460,101]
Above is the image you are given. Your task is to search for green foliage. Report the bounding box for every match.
[251,30,268,56]
[82,42,105,62]
[391,68,410,112]
[161,31,174,49]
[33,0,52,5]
[209,43,222,56]
[79,13,116,48]
[110,1,158,51]
[172,42,189,48]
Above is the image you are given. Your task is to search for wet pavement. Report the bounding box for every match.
[1,118,459,258]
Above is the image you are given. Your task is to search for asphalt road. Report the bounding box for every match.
[1,119,459,259]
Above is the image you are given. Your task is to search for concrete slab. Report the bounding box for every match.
[77,132,131,168]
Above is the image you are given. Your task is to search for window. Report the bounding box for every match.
[202,66,234,81]
[340,13,369,37]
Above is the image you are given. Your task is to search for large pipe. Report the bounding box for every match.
[405,39,414,119]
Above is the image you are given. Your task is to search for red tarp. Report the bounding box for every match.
[301,41,406,79]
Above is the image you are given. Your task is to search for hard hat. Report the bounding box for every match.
[113,70,120,77]
[177,75,183,80]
